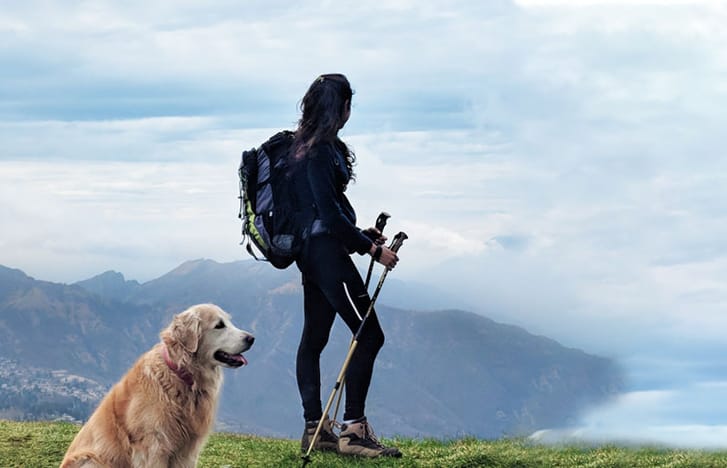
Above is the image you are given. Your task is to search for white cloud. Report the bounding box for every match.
[0,159,240,282]
[0,117,266,161]
[516,0,724,8]
[533,382,727,448]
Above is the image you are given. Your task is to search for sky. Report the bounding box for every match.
[2,0,727,447]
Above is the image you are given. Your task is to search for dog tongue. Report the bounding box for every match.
[232,354,248,366]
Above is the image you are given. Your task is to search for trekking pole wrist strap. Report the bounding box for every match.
[372,245,382,260]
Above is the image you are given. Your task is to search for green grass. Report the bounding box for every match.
[2,420,727,467]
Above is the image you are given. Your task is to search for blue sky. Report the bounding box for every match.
[2,0,727,446]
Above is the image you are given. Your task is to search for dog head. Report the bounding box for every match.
[161,304,254,369]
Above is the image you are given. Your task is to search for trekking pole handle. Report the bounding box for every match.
[389,231,408,254]
[375,212,391,233]
[365,212,391,290]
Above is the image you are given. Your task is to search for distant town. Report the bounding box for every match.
[0,358,107,423]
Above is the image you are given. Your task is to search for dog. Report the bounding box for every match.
[60,303,254,468]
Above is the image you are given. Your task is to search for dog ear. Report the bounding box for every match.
[165,312,201,353]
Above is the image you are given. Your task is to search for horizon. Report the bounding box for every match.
[2,0,727,448]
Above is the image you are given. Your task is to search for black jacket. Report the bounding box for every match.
[292,141,372,256]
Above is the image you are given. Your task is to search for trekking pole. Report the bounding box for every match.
[331,212,391,428]
[364,212,390,289]
[302,232,408,467]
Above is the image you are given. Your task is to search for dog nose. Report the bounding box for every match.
[245,335,255,345]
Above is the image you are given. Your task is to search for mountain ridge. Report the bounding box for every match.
[0,259,623,438]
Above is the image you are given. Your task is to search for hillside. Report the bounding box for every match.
[2,420,726,468]
[0,260,623,438]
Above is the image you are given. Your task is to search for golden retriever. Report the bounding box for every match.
[61,303,254,468]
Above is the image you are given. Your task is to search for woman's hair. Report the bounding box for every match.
[293,73,356,181]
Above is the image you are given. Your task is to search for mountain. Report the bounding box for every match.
[0,260,623,438]
[74,270,140,302]
[0,266,158,381]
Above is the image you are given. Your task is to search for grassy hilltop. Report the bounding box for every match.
[2,420,727,467]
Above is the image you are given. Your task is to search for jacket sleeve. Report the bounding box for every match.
[306,146,373,255]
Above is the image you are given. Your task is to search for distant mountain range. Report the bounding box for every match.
[0,260,623,438]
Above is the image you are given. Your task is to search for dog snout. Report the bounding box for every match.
[244,334,255,346]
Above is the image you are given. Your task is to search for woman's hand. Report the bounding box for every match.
[369,243,398,270]
[363,227,387,245]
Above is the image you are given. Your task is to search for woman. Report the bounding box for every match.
[291,74,401,458]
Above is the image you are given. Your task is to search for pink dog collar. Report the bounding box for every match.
[161,345,194,387]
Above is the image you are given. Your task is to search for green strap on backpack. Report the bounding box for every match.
[238,131,313,269]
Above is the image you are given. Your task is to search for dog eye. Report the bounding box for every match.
[215,320,226,329]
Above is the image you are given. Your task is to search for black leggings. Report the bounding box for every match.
[295,235,385,422]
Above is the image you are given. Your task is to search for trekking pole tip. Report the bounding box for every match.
[301,454,312,466]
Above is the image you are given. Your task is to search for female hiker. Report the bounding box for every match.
[290,73,402,458]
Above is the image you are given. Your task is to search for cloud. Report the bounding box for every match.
[532,381,727,448]
[0,118,289,162]
[0,157,242,282]
[0,1,522,126]
[516,0,722,7]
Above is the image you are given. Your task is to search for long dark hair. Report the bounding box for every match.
[293,73,356,181]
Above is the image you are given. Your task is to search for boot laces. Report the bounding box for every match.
[363,421,384,448]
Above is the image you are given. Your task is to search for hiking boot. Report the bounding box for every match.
[301,415,339,453]
[338,417,402,458]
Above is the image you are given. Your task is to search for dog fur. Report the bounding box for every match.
[60,303,253,468]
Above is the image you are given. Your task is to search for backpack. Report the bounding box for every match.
[238,130,313,269]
